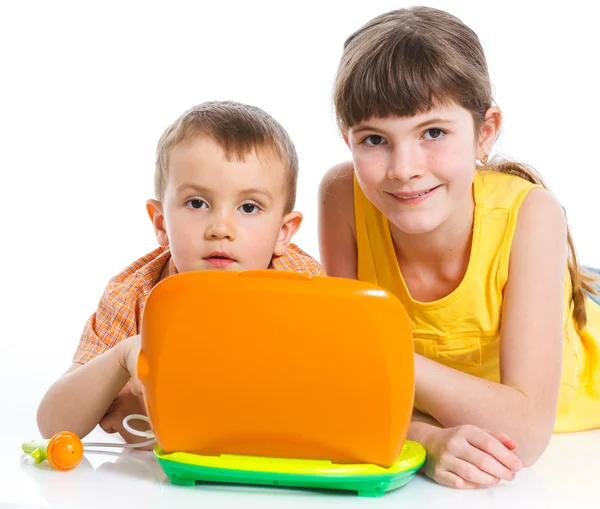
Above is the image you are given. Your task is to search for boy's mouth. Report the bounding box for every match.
[204,252,236,268]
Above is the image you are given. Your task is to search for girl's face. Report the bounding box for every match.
[346,103,491,236]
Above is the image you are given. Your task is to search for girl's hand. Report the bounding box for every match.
[421,424,522,489]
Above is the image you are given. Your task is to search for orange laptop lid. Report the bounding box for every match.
[138,270,414,468]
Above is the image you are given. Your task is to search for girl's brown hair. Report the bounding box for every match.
[333,6,596,328]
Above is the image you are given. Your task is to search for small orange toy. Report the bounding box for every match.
[22,431,84,471]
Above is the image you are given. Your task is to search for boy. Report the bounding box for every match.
[37,101,324,443]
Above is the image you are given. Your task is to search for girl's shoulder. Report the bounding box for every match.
[319,161,354,199]
[318,161,358,277]
[319,161,356,228]
[514,186,566,236]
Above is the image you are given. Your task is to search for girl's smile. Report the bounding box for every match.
[387,184,443,205]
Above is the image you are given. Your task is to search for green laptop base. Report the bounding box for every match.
[155,440,426,498]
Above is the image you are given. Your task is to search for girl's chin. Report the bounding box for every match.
[388,215,445,236]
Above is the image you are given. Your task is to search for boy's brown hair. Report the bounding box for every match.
[155,100,299,213]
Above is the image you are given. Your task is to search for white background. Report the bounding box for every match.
[1,0,599,396]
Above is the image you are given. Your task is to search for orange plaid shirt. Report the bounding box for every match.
[73,244,324,364]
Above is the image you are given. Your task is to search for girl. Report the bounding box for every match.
[319,6,600,490]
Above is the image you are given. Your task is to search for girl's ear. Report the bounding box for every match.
[146,199,169,247]
[341,127,350,148]
[273,211,303,257]
[479,106,502,159]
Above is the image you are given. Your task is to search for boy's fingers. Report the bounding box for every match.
[130,377,144,397]
[467,432,522,474]
[99,413,118,434]
[106,399,117,414]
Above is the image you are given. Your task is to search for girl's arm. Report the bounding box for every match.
[414,188,567,466]
[37,335,142,439]
[318,164,528,488]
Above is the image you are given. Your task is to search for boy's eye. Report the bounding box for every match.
[240,203,260,214]
[363,135,385,146]
[423,128,445,140]
[186,198,207,209]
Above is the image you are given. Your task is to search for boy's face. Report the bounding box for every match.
[147,135,301,272]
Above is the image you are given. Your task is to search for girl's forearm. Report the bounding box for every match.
[407,420,441,446]
[36,345,130,439]
[414,354,554,465]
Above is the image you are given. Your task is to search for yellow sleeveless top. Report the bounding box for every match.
[354,170,600,432]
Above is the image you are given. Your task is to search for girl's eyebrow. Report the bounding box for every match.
[413,117,455,129]
[351,124,381,136]
[351,117,456,136]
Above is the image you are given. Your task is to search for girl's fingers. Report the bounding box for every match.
[449,457,501,486]
[433,469,480,490]
[485,430,518,451]
[466,431,522,477]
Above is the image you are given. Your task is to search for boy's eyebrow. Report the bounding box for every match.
[175,183,273,201]
[175,183,211,195]
[238,187,274,201]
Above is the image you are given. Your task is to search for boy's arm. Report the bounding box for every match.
[40,256,150,440]
[36,336,137,439]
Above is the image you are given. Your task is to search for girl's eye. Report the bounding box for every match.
[186,198,207,209]
[423,128,445,140]
[363,135,385,147]
[240,203,260,214]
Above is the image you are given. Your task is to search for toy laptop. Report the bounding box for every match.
[138,270,425,497]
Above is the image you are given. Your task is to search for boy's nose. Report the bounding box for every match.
[205,218,236,241]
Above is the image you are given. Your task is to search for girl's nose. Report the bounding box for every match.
[387,146,425,181]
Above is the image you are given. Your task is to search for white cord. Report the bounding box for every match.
[83,414,156,449]
[122,414,155,439]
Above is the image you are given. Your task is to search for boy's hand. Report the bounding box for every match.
[420,424,522,489]
[118,334,144,397]
[101,334,152,448]
[99,383,152,448]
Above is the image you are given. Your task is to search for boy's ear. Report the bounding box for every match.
[479,106,502,159]
[273,211,303,257]
[146,199,169,247]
